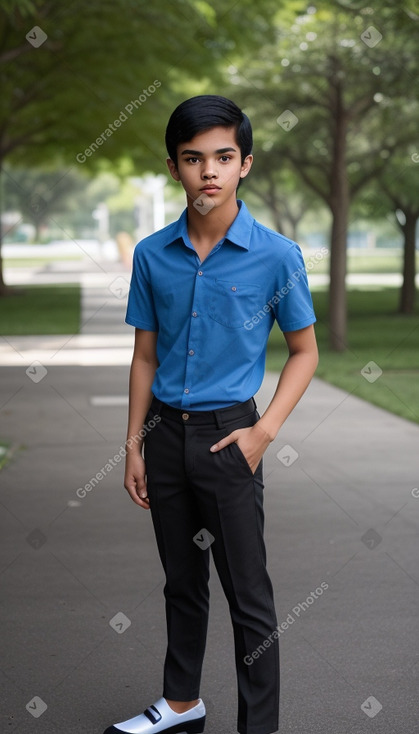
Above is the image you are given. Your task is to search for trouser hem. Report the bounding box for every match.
[163,688,201,701]
[238,723,279,734]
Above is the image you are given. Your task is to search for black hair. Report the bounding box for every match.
[165,95,253,166]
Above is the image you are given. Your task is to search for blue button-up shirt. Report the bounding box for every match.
[126,200,316,409]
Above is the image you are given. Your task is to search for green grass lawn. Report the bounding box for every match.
[267,288,419,425]
[4,256,82,267]
[298,251,419,275]
[345,253,419,274]
[0,285,80,335]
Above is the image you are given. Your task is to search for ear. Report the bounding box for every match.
[167,157,181,182]
[240,154,253,179]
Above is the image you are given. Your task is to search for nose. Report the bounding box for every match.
[202,161,218,180]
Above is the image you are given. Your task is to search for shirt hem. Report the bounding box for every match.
[280,316,316,332]
[125,317,158,330]
[152,391,256,411]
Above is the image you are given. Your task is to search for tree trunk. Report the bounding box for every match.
[0,255,5,295]
[0,164,7,295]
[265,183,286,235]
[328,200,349,351]
[34,220,41,243]
[270,206,285,236]
[399,211,418,314]
[286,214,299,243]
[328,89,349,352]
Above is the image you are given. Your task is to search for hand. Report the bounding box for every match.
[124,452,150,509]
[210,423,272,474]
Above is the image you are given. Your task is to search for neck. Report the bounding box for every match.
[186,195,239,245]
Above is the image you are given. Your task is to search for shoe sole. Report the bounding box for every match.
[104,715,206,734]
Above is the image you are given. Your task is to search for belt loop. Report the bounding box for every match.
[213,409,225,429]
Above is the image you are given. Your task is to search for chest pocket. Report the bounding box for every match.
[208,279,262,329]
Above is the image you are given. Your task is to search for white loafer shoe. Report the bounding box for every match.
[103,697,206,734]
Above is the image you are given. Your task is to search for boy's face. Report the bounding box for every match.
[167,126,253,210]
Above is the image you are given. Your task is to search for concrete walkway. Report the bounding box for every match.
[1,262,419,734]
[0,263,134,367]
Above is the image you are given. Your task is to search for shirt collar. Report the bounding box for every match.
[165,199,254,251]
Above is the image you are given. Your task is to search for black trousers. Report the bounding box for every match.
[143,396,280,734]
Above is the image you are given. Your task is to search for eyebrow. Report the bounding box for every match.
[180,147,237,155]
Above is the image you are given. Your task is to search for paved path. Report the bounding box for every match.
[0,263,133,366]
[1,262,419,734]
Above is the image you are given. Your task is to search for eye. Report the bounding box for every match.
[220,155,231,162]
[185,157,200,164]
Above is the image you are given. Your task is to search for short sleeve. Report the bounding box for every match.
[125,244,158,330]
[273,244,316,332]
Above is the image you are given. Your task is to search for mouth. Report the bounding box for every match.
[200,185,221,193]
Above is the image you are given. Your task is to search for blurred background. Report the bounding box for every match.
[1,0,418,419]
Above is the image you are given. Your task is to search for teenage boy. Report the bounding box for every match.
[104,95,318,734]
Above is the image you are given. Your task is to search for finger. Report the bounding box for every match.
[136,481,150,506]
[126,489,145,506]
[137,496,150,510]
[127,490,150,509]
[125,477,149,508]
[209,431,237,453]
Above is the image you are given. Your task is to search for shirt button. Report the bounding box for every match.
[198,270,203,276]
[231,286,237,291]
[192,311,197,317]
[184,388,190,394]
[188,349,195,356]
[182,413,189,421]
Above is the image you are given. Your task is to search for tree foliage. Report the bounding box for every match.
[362,134,419,314]
[0,0,278,170]
[222,1,418,348]
[0,0,278,289]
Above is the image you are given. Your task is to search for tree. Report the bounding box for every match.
[351,103,419,315]
[0,0,279,292]
[244,149,318,241]
[223,2,418,350]
[3,166,86,241]
[377,143,419,314]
